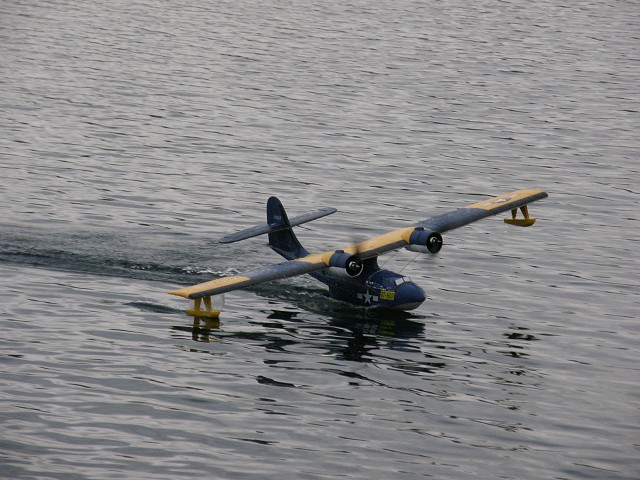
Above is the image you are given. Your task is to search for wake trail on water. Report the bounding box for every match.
[0,225,343,310]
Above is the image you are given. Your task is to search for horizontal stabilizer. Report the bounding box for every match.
[219,207,336,243]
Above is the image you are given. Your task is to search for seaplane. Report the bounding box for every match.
[169,189,548,317]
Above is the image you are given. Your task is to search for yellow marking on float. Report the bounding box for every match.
[185,296,221,318]
[504,204,537,227]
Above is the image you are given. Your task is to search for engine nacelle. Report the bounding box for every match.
[407,228,443,254]
[328,250,364,277]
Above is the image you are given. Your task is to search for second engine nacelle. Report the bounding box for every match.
[328,250,364,277]
[407,228,443,254]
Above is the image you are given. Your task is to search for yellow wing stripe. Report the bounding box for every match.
[465,189,545,212]
[294,252,327,264]
[342,227,414,255]
[168,275,251,298]
[295,227,416,265]
[294,191,546,266]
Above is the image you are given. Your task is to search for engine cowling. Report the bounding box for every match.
[328,250,364,277]
[408,228,443,254]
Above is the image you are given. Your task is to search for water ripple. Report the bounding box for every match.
[2,0,639,478]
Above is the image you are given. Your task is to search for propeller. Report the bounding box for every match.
[347,234,368,276]
[345,254,364,277]
[426,231,443,253]
[328,249,364,277]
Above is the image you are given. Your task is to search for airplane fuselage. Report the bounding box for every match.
[310,260,426,310]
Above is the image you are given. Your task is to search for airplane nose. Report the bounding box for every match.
[393,282,426,310]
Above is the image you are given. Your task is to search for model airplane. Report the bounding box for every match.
[169,189,548,317]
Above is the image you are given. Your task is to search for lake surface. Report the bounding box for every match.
[1,1,638,478]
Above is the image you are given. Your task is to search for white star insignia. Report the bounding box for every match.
[357,290,379,305]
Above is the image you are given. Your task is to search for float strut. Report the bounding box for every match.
[504,205,536,227]
[186,296,221,318]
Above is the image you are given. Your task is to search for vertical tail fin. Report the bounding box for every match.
[267,197,308,259]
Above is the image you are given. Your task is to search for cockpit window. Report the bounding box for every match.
[394,276,411,286]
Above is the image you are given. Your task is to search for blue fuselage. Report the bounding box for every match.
[310,260,426,310]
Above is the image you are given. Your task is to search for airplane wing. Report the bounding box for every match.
[169,189,547,300]
[303,189,549,260]
[415,188,548,233]
[168,258,328,299]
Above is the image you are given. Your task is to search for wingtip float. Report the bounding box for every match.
[169,189,548,317]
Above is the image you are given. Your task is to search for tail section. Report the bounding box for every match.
[267,197,308,260]
[217,197,335,259]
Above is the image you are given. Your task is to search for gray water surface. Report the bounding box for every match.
[1,1,639,479]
